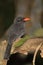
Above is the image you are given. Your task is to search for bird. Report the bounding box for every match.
[4,16,30,59]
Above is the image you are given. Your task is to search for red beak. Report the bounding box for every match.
[23,17,31,22]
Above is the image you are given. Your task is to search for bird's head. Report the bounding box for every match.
[15,16,30,23]
[15,16,31,29]
[13,16,31,35]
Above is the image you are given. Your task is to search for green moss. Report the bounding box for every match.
[14,35,31,48]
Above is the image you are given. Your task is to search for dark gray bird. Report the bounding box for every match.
[4,17,30,59]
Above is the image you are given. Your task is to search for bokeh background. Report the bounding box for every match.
[0,0,43,38]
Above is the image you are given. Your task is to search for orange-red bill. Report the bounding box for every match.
[23,17,31,22]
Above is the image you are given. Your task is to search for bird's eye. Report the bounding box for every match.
[17,19,21,22]
[17,17,23,22]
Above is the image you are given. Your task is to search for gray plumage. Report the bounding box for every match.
[4,17,26,59]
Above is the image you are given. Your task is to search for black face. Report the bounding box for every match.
[15,17,24,23]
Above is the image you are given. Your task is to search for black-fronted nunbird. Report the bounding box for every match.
[4,17,30,59]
